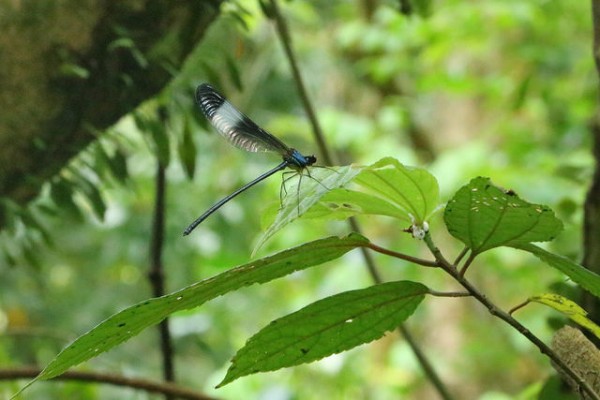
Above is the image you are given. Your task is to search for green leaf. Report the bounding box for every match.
[200,62,223,89]
[49,179,82,220]
[17,208,52,246]
[225,55,243,91]
[353,157,439,224]
[108,37,136,52]
[2,247,17,268]
[444,177,563,254]
[256,158,439,251]
[227,4,251,31]
[28,234,368,388]
[59,63,90,79]
[108,37,148,68]
[94,143,113,179]
[258,0,275,19]
[218,280,428,387]
[178,117,197,180]
[303,188,410,221]
[95,143,128,184]
[22,240,41,269]
[147,119,170,166]
[133,111,170,166]
[512,243,600,299]
[254,165,364,252]
[109,149,129,183]
[68,168,106,221]
[528,294,600,340]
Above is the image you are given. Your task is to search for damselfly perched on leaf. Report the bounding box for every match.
[183,84,317,236]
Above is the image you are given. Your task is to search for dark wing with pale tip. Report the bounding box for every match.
[196,84,291,154]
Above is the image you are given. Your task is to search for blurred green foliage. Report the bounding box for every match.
[1,0,595,399]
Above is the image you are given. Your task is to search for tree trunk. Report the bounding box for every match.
[0,0,223,214]
[583,0,600,326]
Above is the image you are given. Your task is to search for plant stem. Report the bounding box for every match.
[428,290,471,298]
[453,246,469,266]
[366,241,438,267]
[149,153,175,388]
[0,367,217,400]
[458,253,476,277]
[267,0,334,166]
[423,233,600,400]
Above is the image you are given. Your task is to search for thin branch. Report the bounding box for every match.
[508,300,530,316]
[267,0,334,166]
[421,234,456,274]
[395,322,455,400]
[365,242,438,267]
[453,246,469,266]
[458,253,476,277]
[149,111,175,387]
[423,233,600,400]
[0,368,218,400]
[349,219,386,284]
[268,2,454,399]
[427,290,471,298]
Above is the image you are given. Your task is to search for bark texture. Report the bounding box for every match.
[0,0,222,211]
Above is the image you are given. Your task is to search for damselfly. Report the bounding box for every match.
[183,84,316,236]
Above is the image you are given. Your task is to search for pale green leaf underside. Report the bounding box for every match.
[258,158,439,249]
[303,188,410,221]
[254,164,363,252]
[31,234,369,385]
[218,280,428,387]
[444,177,563,254]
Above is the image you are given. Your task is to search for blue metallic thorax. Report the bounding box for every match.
[285,149,317,171]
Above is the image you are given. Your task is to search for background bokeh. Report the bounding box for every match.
[1,1,595,399]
